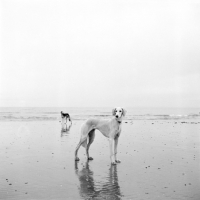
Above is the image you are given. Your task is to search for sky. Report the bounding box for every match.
[0,0,200,107]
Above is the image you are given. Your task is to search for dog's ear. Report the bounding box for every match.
[112,108,116,116]
[122,108,126,116]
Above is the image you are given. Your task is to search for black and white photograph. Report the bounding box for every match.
[0,0,200,199]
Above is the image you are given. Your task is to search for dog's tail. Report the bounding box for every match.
[81,129,95,148]
[81,138,88,148]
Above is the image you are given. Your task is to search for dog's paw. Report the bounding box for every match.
[115,160,121,163]
[88,157,93,160]
[75,157,80,161]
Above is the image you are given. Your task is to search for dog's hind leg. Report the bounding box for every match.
[75,136,87,161]
[75,123,89,161]
[86,129,95,160]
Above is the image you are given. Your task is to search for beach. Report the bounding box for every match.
[0,107,200,200]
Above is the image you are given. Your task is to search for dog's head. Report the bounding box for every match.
[61,111,70,120]
[112,107,126,119]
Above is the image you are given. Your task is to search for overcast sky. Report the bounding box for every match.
[0,0,200,107]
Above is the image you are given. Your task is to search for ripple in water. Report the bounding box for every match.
[75,161,123,200]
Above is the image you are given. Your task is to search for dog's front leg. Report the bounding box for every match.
[61,118,67,131]
[109,138,116,165]
[114,137,121,163]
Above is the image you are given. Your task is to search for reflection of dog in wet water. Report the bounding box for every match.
[75,107,126,164]
[75,161,122,199]
[61,111,72,132]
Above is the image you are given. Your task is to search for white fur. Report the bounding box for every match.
[75,107,126,165]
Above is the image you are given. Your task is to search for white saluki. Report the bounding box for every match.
[75,107,126,165]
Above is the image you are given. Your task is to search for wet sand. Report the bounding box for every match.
[0,119,199,199]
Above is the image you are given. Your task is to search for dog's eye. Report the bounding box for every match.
[119,110,122,112]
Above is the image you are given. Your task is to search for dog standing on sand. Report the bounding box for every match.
[61,111,72,132]
[75,107,126,165]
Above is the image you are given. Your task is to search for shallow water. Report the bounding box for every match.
[0,107,200,121]
[0,109,200,199]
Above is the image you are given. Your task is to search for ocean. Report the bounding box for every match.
[0,107,199,121]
